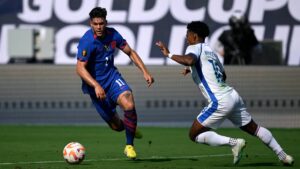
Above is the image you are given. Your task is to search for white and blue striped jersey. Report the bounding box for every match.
[185,43,233,103]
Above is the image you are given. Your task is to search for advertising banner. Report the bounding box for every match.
[0,0,299,65]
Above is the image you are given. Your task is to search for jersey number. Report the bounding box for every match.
[115,79,125,87]
[208,59,225,83]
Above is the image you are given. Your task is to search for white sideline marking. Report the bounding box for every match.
[0,154,232,165]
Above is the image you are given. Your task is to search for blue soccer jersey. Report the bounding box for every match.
[77,27,128,95]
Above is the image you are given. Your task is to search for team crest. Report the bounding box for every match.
[82,50,87,57]
[111,41,116,49]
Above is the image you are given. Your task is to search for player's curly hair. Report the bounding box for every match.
[89,7,107,20]
[187,21,210,38]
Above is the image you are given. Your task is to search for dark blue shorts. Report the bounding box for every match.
[89,76,131,122]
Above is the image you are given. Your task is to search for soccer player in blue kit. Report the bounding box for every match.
[76,7,154,159]
[156,21,294,166]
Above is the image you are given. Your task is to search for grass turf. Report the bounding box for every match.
[0,125,298,169]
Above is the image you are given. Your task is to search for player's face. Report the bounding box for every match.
[90,17,107,37]
[186,30,196,45]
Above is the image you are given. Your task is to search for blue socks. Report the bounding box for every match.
[123,109,137,145]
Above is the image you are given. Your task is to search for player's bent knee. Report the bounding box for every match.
[123,102,135,111]
[119,99,135,111]
[189,134,196,142]
[118,91,135,111]
[109,123,124,132]
[110,126,123,132]
[240,119,258,135]
[189,119,208,142]
[189,131,198,142]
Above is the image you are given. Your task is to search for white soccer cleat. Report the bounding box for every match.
[281,155,294,166]
[231,138,246,165]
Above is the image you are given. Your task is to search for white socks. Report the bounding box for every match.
[195,131,232,146]
[255,126,286,160]
[195,128,287,161]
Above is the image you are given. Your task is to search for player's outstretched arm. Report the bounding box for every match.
[155,41,196,66]
[76,60,106,100]
[122,44,154,87]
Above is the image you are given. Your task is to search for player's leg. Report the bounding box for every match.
[117,91,137,144]
[240,120,294,166]
[89,94,124,131]
[190,118,245,164]
[190,99,246,165]
[190,119,237,146]
[190,101,243,147]
[198,92,246,165]
[117,90,139,159]
[110,76,140,159]
[108,111,142,138]
[110,76,142,139]
[104,111,142,139]
[91,93,142,138]
[107,113,124,131]
[229,90,294,166]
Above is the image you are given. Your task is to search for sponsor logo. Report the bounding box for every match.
[0,0,299,65]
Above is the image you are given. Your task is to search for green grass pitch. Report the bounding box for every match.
[0,125,298,169]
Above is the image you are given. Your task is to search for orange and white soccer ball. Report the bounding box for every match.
[63,142,86,164]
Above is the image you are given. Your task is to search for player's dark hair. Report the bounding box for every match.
[89,7,107,20]
[187,21,210,38]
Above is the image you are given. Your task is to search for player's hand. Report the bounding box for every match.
[94,85,106,100]
[155,41,170,57]
[144,73,154,87]
[181,67,191,76]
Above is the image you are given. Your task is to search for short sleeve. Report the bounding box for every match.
[77,39,91,62]
[185,45,199,60]
[114,29,127,50]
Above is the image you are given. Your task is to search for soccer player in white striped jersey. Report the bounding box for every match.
[155,21,294,166]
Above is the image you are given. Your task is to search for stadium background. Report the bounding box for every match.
[0,0,300,127]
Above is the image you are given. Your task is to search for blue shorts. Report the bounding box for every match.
[89,76,131,122]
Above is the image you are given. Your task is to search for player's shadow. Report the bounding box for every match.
[133,157,199,163]
[78,163,92,166]
[239,162,280,167]
[220,162,279,167]
[134,158,172,163]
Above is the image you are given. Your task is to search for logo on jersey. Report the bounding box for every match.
[104,45,109,51]
[82,50,87,57]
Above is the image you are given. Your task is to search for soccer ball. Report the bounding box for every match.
[63,142,86,164]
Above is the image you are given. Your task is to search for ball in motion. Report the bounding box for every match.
[63,142,86,164]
